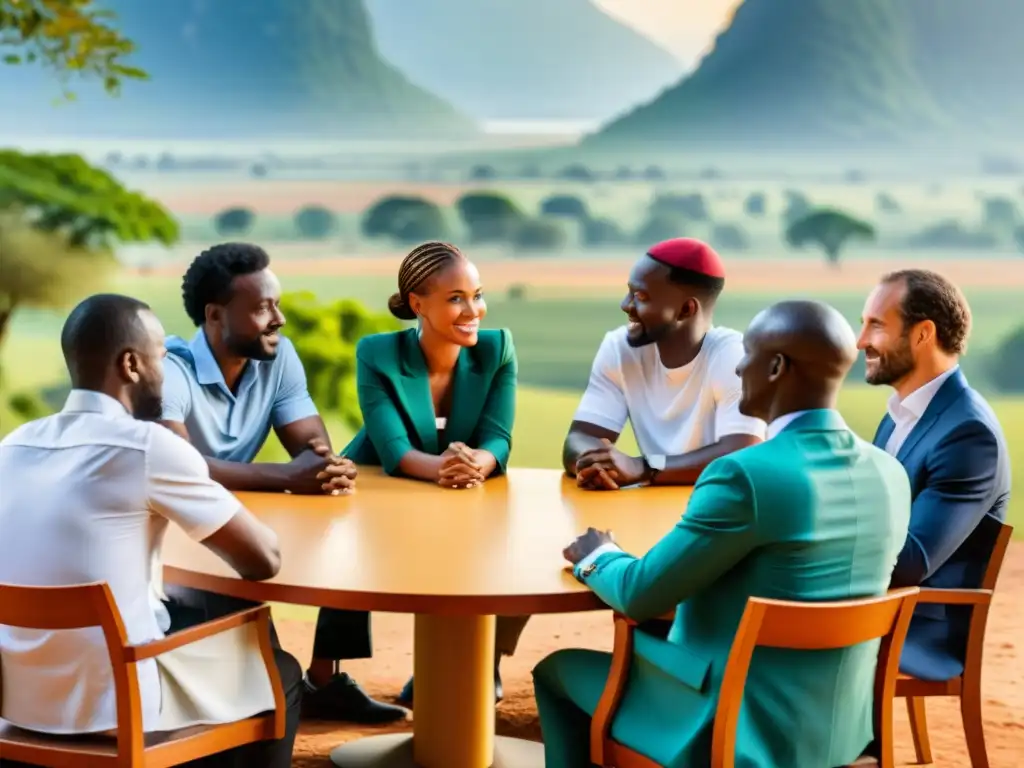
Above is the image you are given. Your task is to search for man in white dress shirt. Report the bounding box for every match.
[858,270,1010,682]
[562,238,766,489]
[0,294,301,768]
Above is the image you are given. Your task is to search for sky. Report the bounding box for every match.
[595,0,741,67]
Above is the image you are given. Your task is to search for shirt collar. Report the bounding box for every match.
[190,329,230,386]
[61,389,132,418]
[767,408,847,439]
[886,365,959,422]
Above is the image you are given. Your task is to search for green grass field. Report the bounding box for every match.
[7,271,1022,392]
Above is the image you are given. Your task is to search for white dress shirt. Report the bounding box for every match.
[573,408,846,572]
[0,390,275,734]
[883,366,959,456]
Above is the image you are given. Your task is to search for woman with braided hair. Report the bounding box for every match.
[342,241,526,705]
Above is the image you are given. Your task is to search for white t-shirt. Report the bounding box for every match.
[0,390,242,734]
[573,325,767,457]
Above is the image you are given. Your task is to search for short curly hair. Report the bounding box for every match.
[181,243,271,326]
[882,269,971,355]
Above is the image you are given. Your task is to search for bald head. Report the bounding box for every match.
[60,294,166,420]
[748,300,858,378]
[737,300,857,422]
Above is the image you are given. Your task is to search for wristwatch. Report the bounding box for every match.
[642,454,666,485]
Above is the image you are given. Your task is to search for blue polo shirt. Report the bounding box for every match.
[161,330,319,463]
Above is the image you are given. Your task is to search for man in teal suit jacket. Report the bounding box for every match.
[534,301,912,768]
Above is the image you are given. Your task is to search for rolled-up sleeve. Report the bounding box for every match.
[356,348,416,475]
[475,329,517,473]
[147,425,241,541]
[271,338,320,429]
[573,331,629,434]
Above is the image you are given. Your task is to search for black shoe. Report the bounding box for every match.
[397,665,503,707]
[302,672,408,723]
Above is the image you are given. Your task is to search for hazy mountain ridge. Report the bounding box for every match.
[588,0,1021,151]
[0,0,477,140]
[364,0,683,121]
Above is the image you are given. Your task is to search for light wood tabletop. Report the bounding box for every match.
[162,467,690,616]
[162,468,692,768]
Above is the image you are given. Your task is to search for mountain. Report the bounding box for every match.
[587,0,991,151]
[0,0,477,140]
[364,0,683,122]
[905,0,1024,141]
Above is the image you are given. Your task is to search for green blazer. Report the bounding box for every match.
[342,328,517,476]
[573,410,912,768]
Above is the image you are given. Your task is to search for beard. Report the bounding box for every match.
[864,333,915,386]
[625,320,673,348]
[130,385,163,422]
[228,332,278,361]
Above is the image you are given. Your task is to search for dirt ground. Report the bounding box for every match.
[278,543,1023,768]
[134,254,1024,294]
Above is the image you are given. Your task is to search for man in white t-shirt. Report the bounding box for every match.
[0,294,301,768]
[563,238,766,489]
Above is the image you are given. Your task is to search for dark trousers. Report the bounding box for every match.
[0,600,302,768]
[164,585,372,661]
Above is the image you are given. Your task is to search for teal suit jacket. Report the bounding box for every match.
[342,328,517,475]
[564,411,911,768]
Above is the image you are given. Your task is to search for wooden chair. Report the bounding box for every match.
[0,582,285,768]
[590,587,921,768]
[897,522,1014,768]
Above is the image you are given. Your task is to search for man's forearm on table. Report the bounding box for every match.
[206,457,291,492]
[651,434,762,486]
[562,432,607,475]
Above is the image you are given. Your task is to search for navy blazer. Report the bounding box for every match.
[873,368,1010,681]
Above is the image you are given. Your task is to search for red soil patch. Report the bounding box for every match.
[134,255,1024,294]
[280,543,1023,767]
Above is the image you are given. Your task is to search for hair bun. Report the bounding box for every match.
[387,292,417,321]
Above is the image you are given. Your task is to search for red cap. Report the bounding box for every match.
[647,238,725,279]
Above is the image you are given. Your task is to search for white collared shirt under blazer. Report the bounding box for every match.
[0,390,276,735]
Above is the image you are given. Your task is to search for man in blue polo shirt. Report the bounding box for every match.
[160,242,405,724]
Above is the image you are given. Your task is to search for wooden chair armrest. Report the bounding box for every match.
[590,613,637,764]
[125,605,270,662]
[916,588,993,606]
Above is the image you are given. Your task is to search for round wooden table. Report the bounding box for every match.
[162,468,690,768]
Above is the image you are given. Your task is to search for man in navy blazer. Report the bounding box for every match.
[858,269,1010,682]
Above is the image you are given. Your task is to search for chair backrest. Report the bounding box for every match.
[0,582,144,762]
[711,587,920,768]
[979,523,1013,591]
[959,522,1014,683]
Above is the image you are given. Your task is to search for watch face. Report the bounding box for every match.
[648,454,667,471]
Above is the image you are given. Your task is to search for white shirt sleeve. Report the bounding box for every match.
[146,424,242,541]
[710,335,768,440]
[573,331,629,434]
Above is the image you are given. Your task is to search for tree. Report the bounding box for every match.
[455,191,524,243]
[744,192,766,217]
[989,326,1024,393]
[0,151,179,347]
[361,195,448,243]
[539,194,588,220]
[513,218,568,252]
[785,208,875,268]
[0,0,146,97]
[214,207,255,237]
[293,205,337,240]
[1015,224,1024,253]
[278,292,401,429]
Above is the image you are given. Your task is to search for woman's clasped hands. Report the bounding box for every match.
[438,441,491,489]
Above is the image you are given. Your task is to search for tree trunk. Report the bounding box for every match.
[825,246,842,269]
[0,307,11,351]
